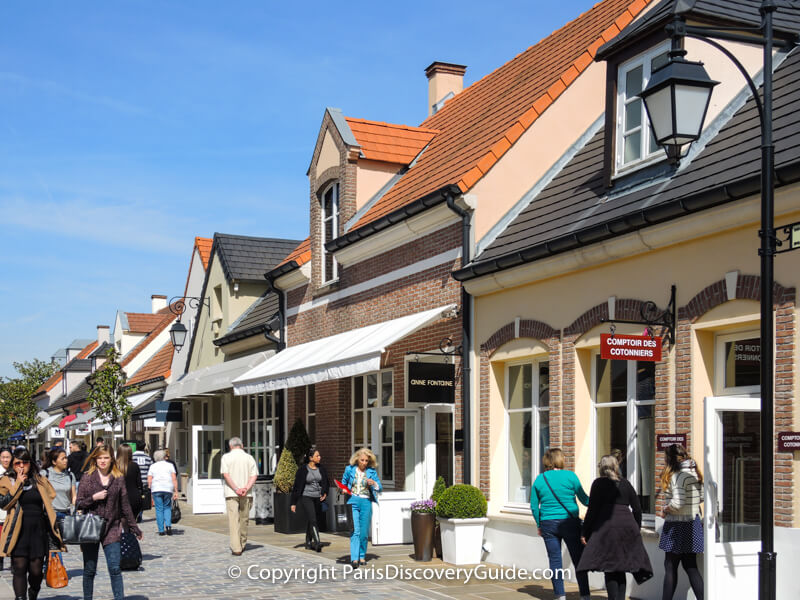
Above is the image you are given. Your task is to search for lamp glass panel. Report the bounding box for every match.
[642,85,674,143]
[673,84,711,141]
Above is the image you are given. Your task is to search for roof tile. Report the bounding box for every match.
[491,137,512,161]
[125,342,173,387]
[195,237,213,269]
[276,237,311,268]
[505,122,525,144]
[345,117,438,165]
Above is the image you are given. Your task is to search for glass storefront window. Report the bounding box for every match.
[241,393,280,476]
[306,385,316,443]
[352,369,393,454]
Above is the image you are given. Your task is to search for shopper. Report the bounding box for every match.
[76,444,143,600]
[220,437,257,556]
[41,448,76,521]
[147,450,178,536]
[0,447,65,600]
[530,448,590,600]
[115,444,143,520]
[290,446,329,552]
[578,454,652,600]
[341,447,382,569]
[659,444,704,600]
[132,445,153,518]
[0,446,12,572]
[67,440,89,486]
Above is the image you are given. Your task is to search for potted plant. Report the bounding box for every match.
[410,499,436,561]
[431,476,446,558]
[435,484,488,565]
[272,448,305,533]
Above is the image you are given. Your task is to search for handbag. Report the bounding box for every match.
[119,531,142,571]
[541,473,580,520]
[633,569,654,585]
[45,551,68,588]
[171,498,182,524]
[61,512,107,544]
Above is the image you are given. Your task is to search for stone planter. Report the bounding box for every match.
[411,512,435,561]
[438,517,488,565]
[273,491,306,534]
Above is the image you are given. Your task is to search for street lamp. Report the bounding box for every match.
[167,295,209,353]
[169,321,188,352]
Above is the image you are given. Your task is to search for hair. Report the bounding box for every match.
[0,446,12,460]
[8,447,43,483]
[153,449,166,462]
[96,437,105,444]
[69,440,80,448]
[84,444,122,477]
[80,441,87,452]
[42,447,67,471]
[303,446,320,465]
[598,454,622,481]
[660,443,703,490]
[349,447,377,468]
[228,437,243,449]
[542,448,566,471]
[116,444,133,477]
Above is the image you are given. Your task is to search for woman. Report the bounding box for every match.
[147,449,178,536]
[116,444,143,520]
[0,448,65,600]
[659,444,704,600]
[0,446,12,571]
[290,446,329,552]
[341,448,382,569]
[42,447,77,521]
[76,444,143,600]
[530,448,590,600]
[578,454,652,600]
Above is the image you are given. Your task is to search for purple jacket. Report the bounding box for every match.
[76,470,142,546]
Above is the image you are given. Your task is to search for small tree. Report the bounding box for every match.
[273,447,298,493]
[431,475,447,503]
[285,418,311,465]
[87,348,136,438]
[0,358,60,441]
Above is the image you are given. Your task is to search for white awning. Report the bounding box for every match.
[36,412,61,434]
[66,410,96,429]
[164,351,274,401]
[127,389,160,409]
[232,304,455,395]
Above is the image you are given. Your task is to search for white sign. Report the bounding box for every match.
[75,425,91,436]
[49,427,65,439]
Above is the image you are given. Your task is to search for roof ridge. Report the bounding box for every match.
[344,116,440,134]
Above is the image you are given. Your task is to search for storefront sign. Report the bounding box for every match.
[600,334,662,361]
[49,427,65,439]
[408,362,455,404]
[155,400,183,422]
[657,434,687,450]
[777,432,800,452]
[74,425,91,436]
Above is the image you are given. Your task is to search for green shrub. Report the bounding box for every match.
[273,448,297,493]
[286,419,312,465]
[435,484,487,519]
[431,476,447,503]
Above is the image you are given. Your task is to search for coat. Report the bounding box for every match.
[123,462,143,516]
[0,474,65,558]
[341,465,382,503]
[76,470,142,546]
[290,464,330,506]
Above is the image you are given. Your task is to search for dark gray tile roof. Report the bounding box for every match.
[214,291,279,346]
[62,358,92,372]
[89,342,113,358]
[49,377,91,410]
[462,47,800,278]
[214,233,301,283]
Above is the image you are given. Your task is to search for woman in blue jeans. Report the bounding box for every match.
[530,448,590,600]
[341,448,382,569]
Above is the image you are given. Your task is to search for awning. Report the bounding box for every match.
[232,304,456,395]
[66,410,96,429]
[164,351,273,401]
[127,389,160,410]
[131,390,164,420]
[59,414,77,428]
[36,413,61,434]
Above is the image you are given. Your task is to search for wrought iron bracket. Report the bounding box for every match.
[600,285,677,347]
[406,336,462,361]
[168,296,210,319]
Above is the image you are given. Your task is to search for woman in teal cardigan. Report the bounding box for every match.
[341,448,382,569]
[530,448,590,600]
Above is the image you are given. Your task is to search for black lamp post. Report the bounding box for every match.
[638,3,784,599]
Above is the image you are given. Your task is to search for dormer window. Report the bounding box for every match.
[321,182,339,283]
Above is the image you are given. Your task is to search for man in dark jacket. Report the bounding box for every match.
[68,440,89,483]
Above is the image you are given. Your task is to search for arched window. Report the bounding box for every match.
[321,183,339,283]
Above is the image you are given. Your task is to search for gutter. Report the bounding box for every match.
[264,271,286,352]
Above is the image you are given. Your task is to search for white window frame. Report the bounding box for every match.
[241,392,280,476]
[321,182,339,284]
[306,385,316,443]
[715,329,761,396]
[615,41,671,174]
[351,369,393,454]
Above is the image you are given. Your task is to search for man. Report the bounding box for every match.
[67,440,89,484]
[132,444,153,518]
[95,436,105,447]
[220,437,257,556]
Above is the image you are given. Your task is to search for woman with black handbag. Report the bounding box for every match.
[530,448,591,600]
[0,447,65,600]
[290,446,329,552]
[76,444,143,600]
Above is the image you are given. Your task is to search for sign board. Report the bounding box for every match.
[408,362,455,404]
[601,334,662,361]
[49,427,65,439]
[657,434,687,451]
[155,400,183,422]
[777,431,800,452]
[792,224,800,250]
[74,425,91,436]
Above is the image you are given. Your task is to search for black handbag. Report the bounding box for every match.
[61,512,107,545]
[119,531,142,570]
[171,499,182,524]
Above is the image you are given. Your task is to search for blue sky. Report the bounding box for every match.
[0,0,597,378]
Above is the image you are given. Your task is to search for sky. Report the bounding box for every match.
[0,0,598,378]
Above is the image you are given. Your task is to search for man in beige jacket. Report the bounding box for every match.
[220,437,257,555]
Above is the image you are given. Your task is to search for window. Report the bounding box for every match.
[715,330,760,395]
[241,393,281,475]
[616,43,670,172]
[593,356,656,516]
[306,385,316,443]
[351,370,393,454]
[506,360,550,505]
[321,183,339,283]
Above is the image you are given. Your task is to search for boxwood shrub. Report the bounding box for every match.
[435,484,487,519]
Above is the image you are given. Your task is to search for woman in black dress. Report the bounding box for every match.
[578,454,652,600]
[0,448,65,600]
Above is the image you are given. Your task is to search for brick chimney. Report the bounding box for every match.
[151,294,167,313]
[97,325,110,345]
[425,61,467,116]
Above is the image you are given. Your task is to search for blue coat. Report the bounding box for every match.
[341,465,382,503]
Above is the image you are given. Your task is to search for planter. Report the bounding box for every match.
[411,512,435,561]
[438,517,488,565]
[273,491,306,534]
[434,521,442,558]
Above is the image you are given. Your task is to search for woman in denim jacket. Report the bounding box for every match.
[341,448,381,568]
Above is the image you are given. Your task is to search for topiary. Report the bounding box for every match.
[273,448,298,494]
[285,419,312,465]
[431,476,447,504]
[435,484,487,519]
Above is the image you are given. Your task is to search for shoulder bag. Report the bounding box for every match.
[45,550,68,588]
[542,473,580,521]
[61,511,107,545]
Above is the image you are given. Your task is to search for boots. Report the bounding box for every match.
[310,525,322,552]
[28,588,39,600]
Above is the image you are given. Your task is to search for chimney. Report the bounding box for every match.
[97,325,110,345]
[151,294,167,313]
[425,61,467,116]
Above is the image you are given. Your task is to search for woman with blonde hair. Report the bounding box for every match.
[341,448,382,569]
[659,444,704,600]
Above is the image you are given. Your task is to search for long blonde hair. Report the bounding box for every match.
[660,444,703,490]
[85,444,122,477]
[349,447,377,469]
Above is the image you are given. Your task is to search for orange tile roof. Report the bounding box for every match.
[121,309,176,368]
[195,236,213,269]
[125,312,168,334]
[344,117,438,165]
[351,0,656,230]
[125,342,172,387]
[276,237,311,268]
[33,340,98,396]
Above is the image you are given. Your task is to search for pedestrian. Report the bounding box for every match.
[220,437,257,556]
[163,448,180,492]
[0,446,12,572]
[132,445,153,519]
[41,448,76,522]
[115,444,143,521]
[290,446,329,552]
[578,454,652,600]
[67,440,89,487]
[147,450,178,536]
[659,443,704,600]
[341,447,382,569]
[530,448,591,600]
[76,444,143,600]
[0,447,65,600]
[95,437,105,448]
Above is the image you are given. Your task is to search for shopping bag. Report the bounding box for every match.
[45,551,68,588]
[171,499,182,524]
[119,532,142,571]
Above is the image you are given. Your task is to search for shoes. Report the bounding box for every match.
[232,550,243,556]
[158,531,166,536]
[166,527,173,536]
[310,525,322,552]
[351,561,359,569]
[359,559,366,565]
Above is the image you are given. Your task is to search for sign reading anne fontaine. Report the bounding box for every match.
[600,334,662,362]
[408,362,455,404]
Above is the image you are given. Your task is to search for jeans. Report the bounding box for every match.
[348,496,372,562]
[539,518,590,597]
[153,492,173,532]
[81,541,124,600]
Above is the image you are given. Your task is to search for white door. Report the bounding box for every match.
[370,408,421,544]
[191,425,225,514]
[704,396,761,599]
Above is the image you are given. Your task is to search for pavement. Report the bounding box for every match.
[0,504,603,600]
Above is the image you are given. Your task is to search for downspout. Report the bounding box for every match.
[446,193,474,485]
[264,271,286,449]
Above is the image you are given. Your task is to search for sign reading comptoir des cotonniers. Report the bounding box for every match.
[600,334,662,362]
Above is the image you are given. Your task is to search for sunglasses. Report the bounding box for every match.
[13,460,30,466]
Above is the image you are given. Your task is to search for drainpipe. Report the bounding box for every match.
[264,273,286,351]
[446,193,474,485]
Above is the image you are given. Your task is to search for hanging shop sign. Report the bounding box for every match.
[777,432,800,452]
[656,433,687,451]
[600,334,662,362]
[49,427,65,439]
[155,400,183,422]
[408,362,455,404]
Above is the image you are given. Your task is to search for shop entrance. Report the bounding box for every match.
[191,424,225,514]
[704,396,760,599]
